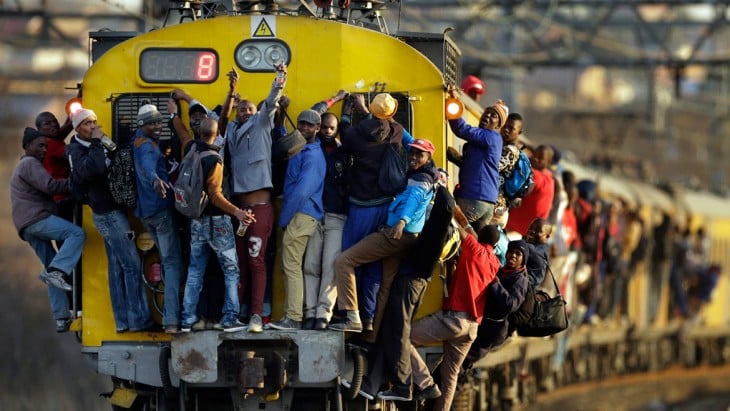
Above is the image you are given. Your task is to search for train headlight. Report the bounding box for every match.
[235,39,291,73]
[445,96,463,120]
[65,97,83,116]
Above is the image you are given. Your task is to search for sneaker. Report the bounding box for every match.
[180,324,192,333]
[267,316,301,331]
[341,379,351,389]
[359,378,375,401]
[302,317,316,330]
[377,387,412,402]
[191,319,208,331]
[248,314,263,333]
[221,319,247,333]
[329,319,363,333]
[164,325,179,334]
[413,384,441,401]
[313,318,328,331]
[362,317,374,331]
[55,318,71,333]
[40,269,72,292]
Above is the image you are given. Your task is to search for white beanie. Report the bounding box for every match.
[137,103,163,126]
[72,109,97,130]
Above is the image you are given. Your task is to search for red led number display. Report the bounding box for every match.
[140,49,218,83]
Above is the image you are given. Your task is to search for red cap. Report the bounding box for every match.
[409,138,435,154]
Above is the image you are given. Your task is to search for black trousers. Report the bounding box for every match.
[367,274,429,391]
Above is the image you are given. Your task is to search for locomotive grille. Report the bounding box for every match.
[111,93,174,146]
[443,39,460,88]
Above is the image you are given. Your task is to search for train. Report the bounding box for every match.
[59,1,730,411]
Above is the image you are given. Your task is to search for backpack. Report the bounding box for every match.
[107,144,138,209]
[503,151,533,199]
[378,127,408,196]
[173,147,218,219]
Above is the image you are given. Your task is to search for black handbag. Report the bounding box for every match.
[516,265,569,337]
[272,109,306,161]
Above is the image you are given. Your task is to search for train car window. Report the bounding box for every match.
[111,93,176,154]
[234,39,291,73]
[350,92,412,134]
[139,48,219,83]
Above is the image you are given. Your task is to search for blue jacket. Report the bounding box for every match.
[132,129,173,219]
[386,161,437,234]
[449,118,502,203]
[280,139,326,227]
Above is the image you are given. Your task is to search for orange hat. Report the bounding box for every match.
[489,99,509,129]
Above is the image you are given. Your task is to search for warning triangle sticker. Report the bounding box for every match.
[254,19,274,37]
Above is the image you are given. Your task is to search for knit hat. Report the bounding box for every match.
[408,138,435,154]
[478,224,502,247]
[137,103,163,126]
[369,93,398,120]
[72,109,97,130]
[507,239,529,264]
[489,99,509,129]
[22,127,45,149]
[297,109,321,125]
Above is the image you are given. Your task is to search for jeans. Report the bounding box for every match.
[341,203,390,320]
[455,196,495,232]
[93,210,152,330]
[141,208,183,327]
[182,215,240,325]
[22,215,86,320]
[303,212,346,320]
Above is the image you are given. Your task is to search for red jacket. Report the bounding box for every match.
[506,167,555,236]
[44,137,71,202]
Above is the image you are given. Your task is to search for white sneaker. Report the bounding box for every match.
[248,314,263,333]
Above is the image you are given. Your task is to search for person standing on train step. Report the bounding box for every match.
[337,92,414,333]
[224,64,287,333]
[179,118,256,333]
[448,100,507,233]
[132,101,184,334]
[36,111,75,221]
[301,105,349,330]
[66,109,154,333]
[405,208,501,408]
[506,144,555,236]
[332,138,438,335]
[11,127,85,333]
[268,110,326,330]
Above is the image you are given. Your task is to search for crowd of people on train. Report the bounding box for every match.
[9,67,722,409]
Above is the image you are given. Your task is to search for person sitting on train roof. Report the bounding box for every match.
[66,109,154,333]
[10,127,86,333]
[223,64,287,333]
[336,92,415,335]
[448,99,507,233]
[132,101,184,334]
[36,111,75,222]
[407,209,502,408]
[267,110,326,331]
[506,144,556,236]
[179,117,255,333]
[331,138,439,334]
[302,106,349,331]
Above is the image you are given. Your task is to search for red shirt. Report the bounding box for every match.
[444,235,501,323]
[43,137,71,202]
[506,167,555,236]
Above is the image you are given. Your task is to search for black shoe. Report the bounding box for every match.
[302,317,316,330]
[413,384,441,401]
[329,319,363,333]
[55,318,72,333]
[359,378,375,401]
[377,386,412,401]
[313,318,328,331]
[362,317,374,331]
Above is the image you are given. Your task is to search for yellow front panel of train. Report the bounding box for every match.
[80,15,451,346]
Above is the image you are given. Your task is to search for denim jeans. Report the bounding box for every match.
[141,208,183,327]
[455,196,495,233]
[22,215,86,320]
[182,215,240,326]
[93,210,152,330]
